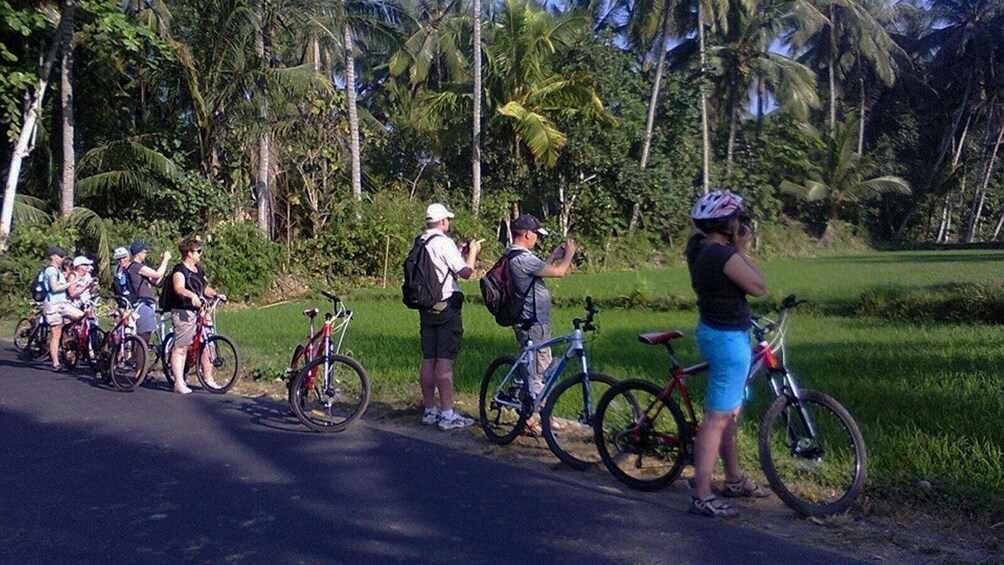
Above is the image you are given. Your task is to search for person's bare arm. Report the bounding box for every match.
[455,239,483,280]
[722,228,766,296]
[539,240,576,278]
[139,252,172,283]
[173,271,202,309]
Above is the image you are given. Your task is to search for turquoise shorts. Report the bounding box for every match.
[695,321,751,412]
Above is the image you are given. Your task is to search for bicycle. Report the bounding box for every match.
[14,303,48,359]
[593,295,867,517]
[479,297,619,470]
[95,297,149,391]
[161,296,241,393]
[287,291,371,433]
[145,309,172,378]
[59,297,106,370]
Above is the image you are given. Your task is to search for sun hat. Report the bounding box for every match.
[72,256,94,268]
[511,214,550,236]
[425,203,455,223]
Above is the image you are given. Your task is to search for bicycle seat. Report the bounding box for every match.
[302,308,319,318]
[638,331,684,345]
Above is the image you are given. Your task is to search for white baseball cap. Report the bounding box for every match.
[112,247,129,260]
[72,256,94,268]
[425,203,455,223]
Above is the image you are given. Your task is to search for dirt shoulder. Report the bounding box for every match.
[237,379,1002,565]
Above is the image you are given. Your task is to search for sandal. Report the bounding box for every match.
[523,416,542,437]
[722,476,770,498]
[689,495,738,518]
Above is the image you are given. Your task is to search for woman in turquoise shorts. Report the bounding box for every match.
[685,190,769,517]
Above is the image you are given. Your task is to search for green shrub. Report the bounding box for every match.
[203,222,286,301]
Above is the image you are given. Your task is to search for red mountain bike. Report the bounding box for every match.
[593,295,867,518]
[286,291,370,433]
[95,297,149,391]
[60,298,106,370]
[162,296,240,393]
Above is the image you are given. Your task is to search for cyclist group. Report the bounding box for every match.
[31,238,226,395]
[26,189,811,519]
[410,192,770,518]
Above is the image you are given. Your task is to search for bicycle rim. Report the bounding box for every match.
[541,372,619,470]
[478,356,529,445]
[291,356,370,433]
[14,318,33,351]
[594,379,687,491]
[110,336,148,391]
[759,390,868,517]
[196,335,241,394]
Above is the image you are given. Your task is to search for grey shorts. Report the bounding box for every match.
[514,322,552,390]
[43,301,82,327]
[135,302,156,335]
[171,309,198,347]
[420,299,464,360]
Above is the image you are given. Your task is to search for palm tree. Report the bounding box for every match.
[59,0,76,218]
[472,0,483,216]
[787,0,900,138]
[780,119,911,244]
[1,5,67,251]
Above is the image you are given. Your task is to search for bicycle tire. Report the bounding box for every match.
[161,332,176,385]
[290,355,371,433]
[146,330,161,377]
[286,344,306,413]
[594,379,689,491]
[60,328,80,369]
[541,372,619,470]
[14,317,34,351]
[110,335,149,391]
[479,356,530,445]
[29,323,49,359]
[758,389,868,517]
[88,327,106,368]
[195,334,241,394]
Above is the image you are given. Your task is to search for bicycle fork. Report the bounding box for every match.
[768,369,823,460]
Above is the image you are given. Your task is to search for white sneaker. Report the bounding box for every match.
[174,385,192,395]
[421,408,440,425]
[203,377,220,389]
[438,411,474,430]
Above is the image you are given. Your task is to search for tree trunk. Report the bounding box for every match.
[255,0,272,236]
[471,0,482,217]
[828,5,837,137]
[895,79,973,235]
[726,103,738,175]
[344,21,362,205]
[698,3,711,194]
[630,10,673,232]
[1,14,69,250]
[971,119,1004,241]
[857,68,865,156]
[60,0,76,219]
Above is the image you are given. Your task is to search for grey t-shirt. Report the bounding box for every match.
[507,245,550,324]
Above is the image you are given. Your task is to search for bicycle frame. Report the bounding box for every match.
[511,328,590,414]
[63,299,102,363]
[182,297,223,372]
[297,297,353,387]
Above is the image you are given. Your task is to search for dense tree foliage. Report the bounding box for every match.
[1,0,1002,298]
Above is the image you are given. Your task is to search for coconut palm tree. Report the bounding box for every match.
[780,119,910,244]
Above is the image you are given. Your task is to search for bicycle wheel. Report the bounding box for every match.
[759,389,867,517]
[14,317,34,351]
[594,379,688,491]
[541,372,619,470]
[60,328,80,369]
[195,334,241,393]
[110,335,149,391]
[290,355,371,433]
[478,355,530,445]
[161,332,176,384]
[88,327,106,368]
[146,330,161,377]
[29,323,50,359]
[286,344,306,412]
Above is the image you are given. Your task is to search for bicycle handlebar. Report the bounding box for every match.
[321,291,341,304]
[573,296,599,332]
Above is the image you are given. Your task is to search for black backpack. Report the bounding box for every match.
[30,268,47,302]
[402,234,444,310]
[480,248,534,327]
[112,265,134,301]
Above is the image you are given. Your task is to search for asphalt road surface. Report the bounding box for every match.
[0,342,861,564]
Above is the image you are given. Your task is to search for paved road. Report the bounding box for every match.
[0,342,860,564]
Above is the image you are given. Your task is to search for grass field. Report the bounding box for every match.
[217,248,1004,520]
[6,248,1003,520]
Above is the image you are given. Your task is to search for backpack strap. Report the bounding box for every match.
[420,233,449,287]
[506,248,540,325]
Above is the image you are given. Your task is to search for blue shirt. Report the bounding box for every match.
[44,266,67,303]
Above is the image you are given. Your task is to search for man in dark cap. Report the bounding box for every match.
[506,214,576,433]
[127,241,171,343]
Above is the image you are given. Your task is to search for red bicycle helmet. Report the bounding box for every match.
[690,190,744,220]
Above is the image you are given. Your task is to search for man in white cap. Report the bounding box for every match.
[506,214,575,433]
[414,202,482,429]
[111,247,133,303]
